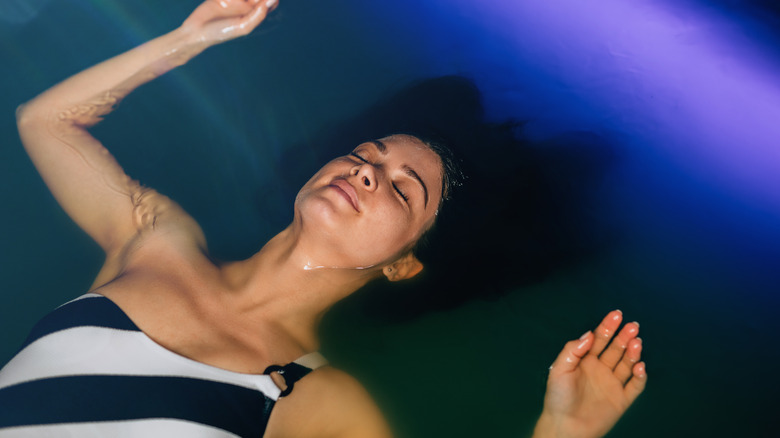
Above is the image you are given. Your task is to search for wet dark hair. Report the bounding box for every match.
[280,76,616,320]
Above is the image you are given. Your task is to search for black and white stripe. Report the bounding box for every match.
[0,294,325,437]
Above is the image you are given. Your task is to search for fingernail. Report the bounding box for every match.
[632,321,640,328]
[266,0,278,8]
[579,330,591,340]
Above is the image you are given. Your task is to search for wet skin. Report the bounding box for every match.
[537,310,647,438]
[14,0,647,435]
[293,135,443,271]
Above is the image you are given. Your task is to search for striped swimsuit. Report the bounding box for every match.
[0,294,326,437]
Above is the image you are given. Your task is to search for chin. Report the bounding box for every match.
[297,193,342,229]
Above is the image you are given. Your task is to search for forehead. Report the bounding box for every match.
[375,135,441,165]
[373,135,444,199]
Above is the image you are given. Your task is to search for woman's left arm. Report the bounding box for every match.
[532,311,648,438]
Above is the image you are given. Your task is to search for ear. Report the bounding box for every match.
[382,252,424,281]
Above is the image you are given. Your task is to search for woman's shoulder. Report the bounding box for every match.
[128,186,208,253]
[265,366,393,438]
[91,185,209,287]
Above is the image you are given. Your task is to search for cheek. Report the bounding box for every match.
[293,164,342,210]
[298,158,351,189]
[359,204,419,252]
[294,181,424,263]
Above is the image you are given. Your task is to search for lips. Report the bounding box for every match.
[328,178,360,212]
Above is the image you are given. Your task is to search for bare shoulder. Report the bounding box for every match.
[265,367,393,438]
[128,185,206,249]
[93,184,208,286]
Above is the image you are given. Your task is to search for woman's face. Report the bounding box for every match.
[294,135,443,269]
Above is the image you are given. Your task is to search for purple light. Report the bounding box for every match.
[361,0,780,216]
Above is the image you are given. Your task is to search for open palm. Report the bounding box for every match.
[536,311,647,438]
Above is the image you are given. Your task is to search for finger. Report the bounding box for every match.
[599,321,639,369]
[216,0,254,16]
[624,361,647,405]
[613,337,642,384]
[548,331,593,377]
[238,0,277,33]
[587,310,623,358]
[225,1,271,37]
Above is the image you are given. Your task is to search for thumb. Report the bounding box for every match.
[239,0,277,31]
[219,0,276,39]
[548,331,593,376]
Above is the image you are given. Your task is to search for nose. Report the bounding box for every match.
[352,163,378,192]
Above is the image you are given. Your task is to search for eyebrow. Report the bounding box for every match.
[371,140,388,154]
[404,165,429,208]
[370,140,429,208]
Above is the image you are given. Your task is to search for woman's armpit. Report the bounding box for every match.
[127,184,206,251]
[131,185,171,232]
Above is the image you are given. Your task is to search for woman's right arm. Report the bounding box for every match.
[16,0,275,257]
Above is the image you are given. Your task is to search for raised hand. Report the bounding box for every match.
[534,311,647,438]
[181,0,278,44]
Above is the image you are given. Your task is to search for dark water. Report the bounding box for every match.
[2,1,779,437]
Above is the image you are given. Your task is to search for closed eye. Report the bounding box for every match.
[393,183,409,202]
[350,152,369,163]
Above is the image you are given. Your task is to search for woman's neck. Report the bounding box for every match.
[218,224,381,352]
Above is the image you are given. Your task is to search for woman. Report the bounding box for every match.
[1,0,646,436]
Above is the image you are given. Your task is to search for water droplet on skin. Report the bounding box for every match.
[303,261,377,271]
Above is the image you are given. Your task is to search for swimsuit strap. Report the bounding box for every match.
[263,352,328,398]
[293,351,328,370]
